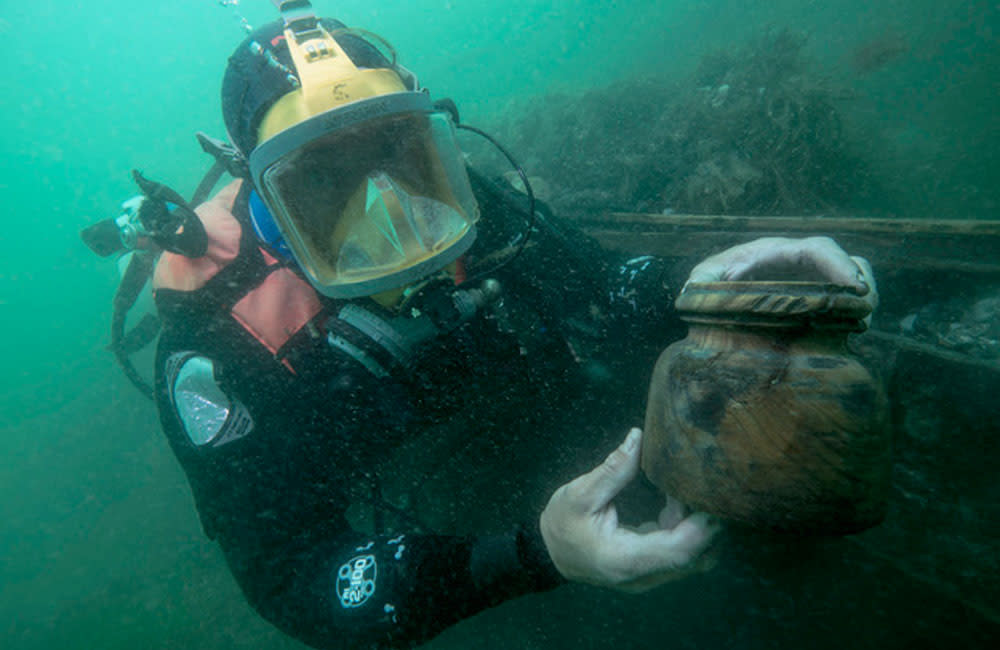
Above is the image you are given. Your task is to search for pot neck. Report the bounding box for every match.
[683,319,856,350]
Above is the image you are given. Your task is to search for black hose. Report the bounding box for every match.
[458,124,537,282]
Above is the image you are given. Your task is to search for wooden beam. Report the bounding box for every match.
[596,213,1000,236]
[866,330,1000,373]
[582,214,1000,273]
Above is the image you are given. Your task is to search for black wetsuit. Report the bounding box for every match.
[153,171,683,649]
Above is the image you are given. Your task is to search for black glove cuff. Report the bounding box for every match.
[468,523,565,600]
[516,521,566,591]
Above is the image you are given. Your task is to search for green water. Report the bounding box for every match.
[1,1,997,648]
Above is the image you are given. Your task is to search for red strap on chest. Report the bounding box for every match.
[231,249,323,362]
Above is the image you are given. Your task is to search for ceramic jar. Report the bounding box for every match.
[641,281,891,535]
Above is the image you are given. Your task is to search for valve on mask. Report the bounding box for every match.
[325,279,504,380]
[411,278,503,332]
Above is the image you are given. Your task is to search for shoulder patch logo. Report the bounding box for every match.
[337,554,377,609]
[169,354,254,447]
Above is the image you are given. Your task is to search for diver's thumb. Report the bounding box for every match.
[580,428,642,512]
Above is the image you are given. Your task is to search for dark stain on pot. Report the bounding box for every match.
[667,434,683,455]
[688,386,728,434]
[808,356,848,369]
[702,445,720,471]
[840,383,877,415]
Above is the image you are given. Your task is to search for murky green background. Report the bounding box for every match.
[1,1,996,648]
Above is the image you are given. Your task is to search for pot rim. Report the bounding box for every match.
[676,281,872,324]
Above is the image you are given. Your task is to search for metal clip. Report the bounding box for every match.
[273,0,324,44]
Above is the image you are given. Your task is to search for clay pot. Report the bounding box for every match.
[641,281,891,535]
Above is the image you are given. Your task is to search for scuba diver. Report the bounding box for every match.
[87,3,876,648]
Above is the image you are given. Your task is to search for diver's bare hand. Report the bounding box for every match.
[540,428,720,593]
[686,236,878,326]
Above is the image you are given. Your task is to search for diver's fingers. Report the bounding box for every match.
[687,237,867,292]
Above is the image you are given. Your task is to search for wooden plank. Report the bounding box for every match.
[594,213,1000,236]
[866,330,1000,373]
[584,215,1000,274]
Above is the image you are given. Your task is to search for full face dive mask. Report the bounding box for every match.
[247,11,478,298]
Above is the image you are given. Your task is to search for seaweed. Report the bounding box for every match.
[480,28,878,217]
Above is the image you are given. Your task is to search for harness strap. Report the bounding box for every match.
[192,132,249,205]
[190,159,227,208]
[110,251,158,399]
